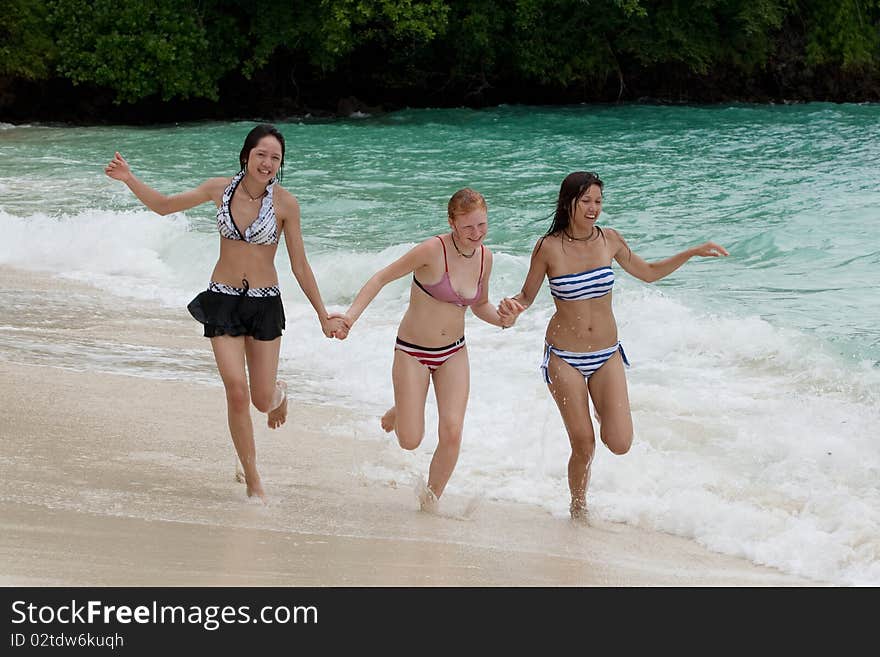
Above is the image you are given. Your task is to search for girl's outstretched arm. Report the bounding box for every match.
[105,152,224,214]
[609,228,728,283]
[342,239,436,332]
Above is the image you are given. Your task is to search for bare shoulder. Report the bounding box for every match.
[479,245,495,275]
[602,226,624,242]
[272,184,301,221]
[534,232,562,257]
[204,176,231,191]
[200,176,232,202]
[601,226,628,250]
[405,234,444,270]
[416,234,444,253]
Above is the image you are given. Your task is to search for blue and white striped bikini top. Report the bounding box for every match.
[548,265,615,301]
[216,171,279,245]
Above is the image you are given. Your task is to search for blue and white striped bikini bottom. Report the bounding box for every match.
[540,341,630,384]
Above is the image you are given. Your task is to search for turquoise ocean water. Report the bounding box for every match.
[1,104,878,584]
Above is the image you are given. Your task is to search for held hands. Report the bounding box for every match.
[691,242,730,258]
[497,297,525,328]
[104,152,133,183]
[321,314,351,339]
[322,313,353,340]
[332,313,352,340]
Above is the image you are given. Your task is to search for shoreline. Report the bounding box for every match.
[0,265,823,586]
[0,360,818,586]
[3,96,878,130]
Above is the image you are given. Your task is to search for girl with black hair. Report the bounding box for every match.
[105,124,345,501]
[499,171,728,520]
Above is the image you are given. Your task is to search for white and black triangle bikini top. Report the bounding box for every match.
[216,171,279,245]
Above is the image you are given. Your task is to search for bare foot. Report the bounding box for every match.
[570,498,590,525]
[268,381,288,429]
[380,406,396,433]
[246,475,267,503]
[417,480,439,513]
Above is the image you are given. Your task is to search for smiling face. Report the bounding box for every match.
[239,124,286,181]
[571,183,602,228]
[245,135,284,182]
[450,208,488,247]
[547,171,604,239]
[447,188,488,247]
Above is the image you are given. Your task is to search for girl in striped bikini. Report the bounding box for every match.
[498,171,728,521]
[338,189,522,511]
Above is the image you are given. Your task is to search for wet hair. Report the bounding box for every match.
[239,124,286,182]
[447,187,488,220]
[544,171,604,239]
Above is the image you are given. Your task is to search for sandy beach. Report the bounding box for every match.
[0,267,822,587]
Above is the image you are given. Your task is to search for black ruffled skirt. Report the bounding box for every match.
[187,290,285,341]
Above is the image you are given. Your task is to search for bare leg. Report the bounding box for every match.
[428,347,469,500]
[570,463,591,523]
[588,351,633,457]
[387,348,434,510]
[380,406,396,433]
[545,351,595,521]
[211,336,265,500]
[388,349,431,450]
[243,336,286,430]
[417,479,439,513]
[234,451,246,483]
[267,381,288,429]
[591,398,601,425]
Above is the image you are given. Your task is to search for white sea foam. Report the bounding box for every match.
[2,207,878,583]
[2,106,878,585]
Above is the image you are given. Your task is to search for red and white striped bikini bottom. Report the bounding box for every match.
[394,336,465,372]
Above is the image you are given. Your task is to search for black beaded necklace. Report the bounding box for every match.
[450,232,476,258]
[563,227,597,242]
[240,178,267,202]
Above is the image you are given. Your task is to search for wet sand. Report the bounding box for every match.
[0,356,818,586]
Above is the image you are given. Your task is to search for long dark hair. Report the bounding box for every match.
[544,171,604,239]
[239,124,286,182]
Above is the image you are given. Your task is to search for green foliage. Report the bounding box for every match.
[2,0,879,107]
[47,0,240,102]
[509,0,620,85]
[0,0,55,79]
[440,0,510,82]
[425,0,634,89]
[618,0,789,74]
[800,0,880,70]
[241,0,449,77]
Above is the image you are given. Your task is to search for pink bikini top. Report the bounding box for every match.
[413,236,484,308]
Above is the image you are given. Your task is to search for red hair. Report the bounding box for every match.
[447,188,487,220]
